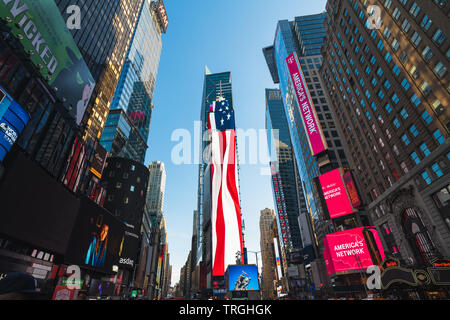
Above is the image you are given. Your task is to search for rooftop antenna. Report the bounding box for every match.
[218,80,225,101]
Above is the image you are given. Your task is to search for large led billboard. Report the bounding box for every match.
[0,86,30,162]
[118,224,140,269]
[286,52,327,156]
[227,265,260,291]
[343,171,362,208]
[0,0,95,125]
[323,227,385,275]
[0,152,80,254]
[65,197,125,273]
[319,168,356,219]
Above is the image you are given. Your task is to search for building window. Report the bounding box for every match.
[420,15,432,30]
[400,108,409,119]
[401,208,438,264]
[393,145,400,156]
[401,78,411,91]
[420,143,431,157]
[401,19,411,33]
[393,64,401,76]
[411,93,421,107]
[421,171,432,185]
[432,186,450,230]
[422,46,434,61]
[409,124,419,137]
[432,29,446,45]
[431,163,443,178]
[402,134,411,146]
[411,152,421,164]
[409,2,420,17]
[419,81,431,96]
[411,31,422,46]
[432,99,443,114]
[433,62,447,78]
[392,93,400,104]
[433,129,445,144]
[392,8,401,20]
[421,110,432,124]
[401,161,409,173]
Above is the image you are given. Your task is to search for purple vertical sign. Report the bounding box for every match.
[286,52,327,156]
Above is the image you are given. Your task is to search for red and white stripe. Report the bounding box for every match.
[209,102,244,277]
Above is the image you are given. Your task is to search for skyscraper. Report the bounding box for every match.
[259,208,278,300]
[56,0,144,151]
[264,14,352,296]
[320,0,449,267]
[265,88,306,252]
[196,70,234,293]
[100,0,168,164]
[144,161,167,240]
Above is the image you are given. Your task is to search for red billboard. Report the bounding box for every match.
[343,171,362,208]
[286,52,327,156]
[323,227,385,275]
[319,168,356,219]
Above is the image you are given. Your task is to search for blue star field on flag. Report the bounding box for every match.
[214,99,235,131]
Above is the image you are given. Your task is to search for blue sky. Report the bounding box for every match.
[144,0,327,284]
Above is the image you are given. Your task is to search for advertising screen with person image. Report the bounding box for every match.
[65,197,124,272]
[85,221,109,268]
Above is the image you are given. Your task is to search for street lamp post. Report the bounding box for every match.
[247,250,262,300]
[236,250,262,300]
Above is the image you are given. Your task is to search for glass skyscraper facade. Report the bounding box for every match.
[265,14,351,262]
[100,0,166,164]
[195,70,234,290]
[265,88,306,252]
[293,14,327,56]
[271,19,330,248]
[56,0,143,151]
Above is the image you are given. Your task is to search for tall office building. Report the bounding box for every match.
[263,15,352,294]
[320,0,449,267]
[196,69,234,292]
[142,161,166,298]
[259,208,278,300]
[264,15,351,249]
[100,0,168,163]
[56,0,144,151]
[143,161,166,239]
[265,88,306,252]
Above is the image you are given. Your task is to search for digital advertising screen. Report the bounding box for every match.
[0,86,30,162]
[227,265,260,291]
[0,0,95,125]
[65,197,125,273]
[343,171,362,208]
[286,52,327,156]
[0,152,79,254]
[323,227,385,275]
[118,224,140,269]
[319,168,356,219]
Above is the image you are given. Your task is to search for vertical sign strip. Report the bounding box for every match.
[286,52,327,156]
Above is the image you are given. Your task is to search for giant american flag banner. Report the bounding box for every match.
[209,98,244,277]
